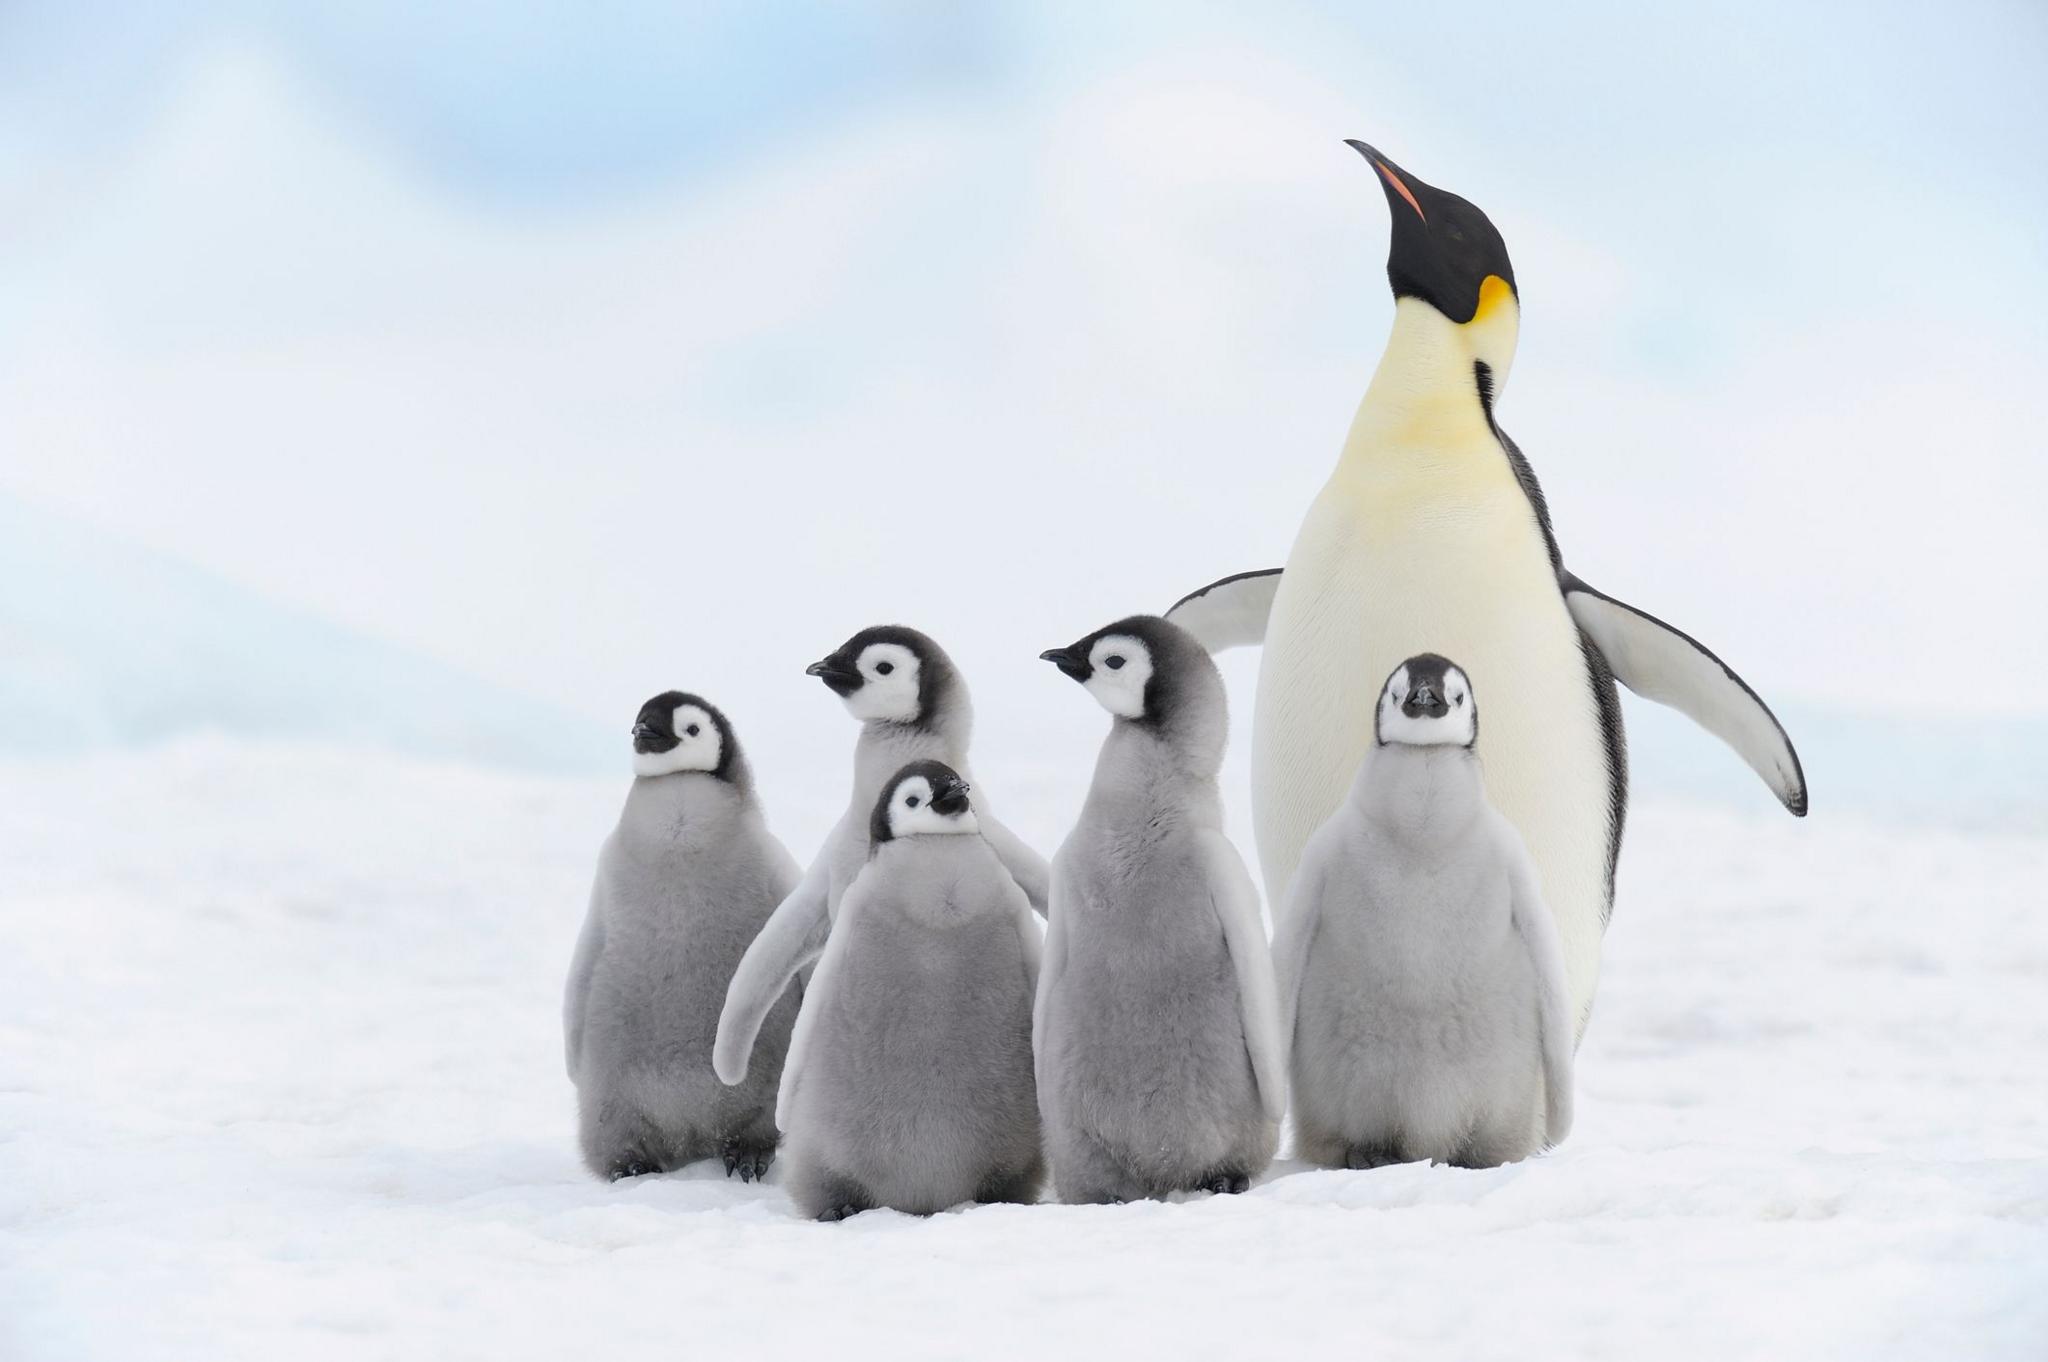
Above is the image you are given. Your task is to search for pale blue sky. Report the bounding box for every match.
[2,2,2044,792]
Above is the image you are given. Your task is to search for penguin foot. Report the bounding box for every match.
[973,1167,1043,1206]
[811,1173,875,1222]
[1343,1144,1400,1171]
[606,1158,661,1182]
[1198,1168,1251,1196]
[721,1138,776,1183]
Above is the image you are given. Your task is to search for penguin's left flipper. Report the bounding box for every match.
[562,890,606,1082]
[1165,569,1283,653]
[1562,572,1808,816]
[1202,834,1288,1124]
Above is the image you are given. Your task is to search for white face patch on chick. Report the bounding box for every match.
[1081,635,1154,720]
[633,703,724,777]
[885,773,979,839]
[843,642,922,724]
[1376,658,1478,748]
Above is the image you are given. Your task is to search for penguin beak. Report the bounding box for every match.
[806,657,862,696]
[631,721,676,754]
[929,776,971,817]
[1402,683,1449,719]
[1346,140,1425,222]
[1039,647,1090,682]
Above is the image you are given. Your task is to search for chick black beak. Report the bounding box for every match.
[631,720,676,754]
[929,776,971,818]
[806,657,861,696]
[1039,647,1090,682]
[1402,683,1448,719]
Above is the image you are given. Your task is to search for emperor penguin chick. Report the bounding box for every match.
[779,761,1044,1219]
[1034,616,1284,1202]
[1275,655,1575,1170]
[714,626,1049,1088]
[564,692,802,1181]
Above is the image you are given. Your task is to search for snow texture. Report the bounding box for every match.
[0,494,610,772]
[2,740,2041,1361]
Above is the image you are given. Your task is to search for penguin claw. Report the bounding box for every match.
[721,1142,775,1183]
[607,1159,660,1182]
[1344,1145,1400,1171]
[818,1202,866,1223]
[1201,1170,1251,1196]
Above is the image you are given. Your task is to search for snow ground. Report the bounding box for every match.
[1,741,2042,1361]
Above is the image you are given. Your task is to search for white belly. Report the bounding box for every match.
[1252,459,1618,1032]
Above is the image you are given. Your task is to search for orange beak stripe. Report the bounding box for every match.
[1374,161,1426,223]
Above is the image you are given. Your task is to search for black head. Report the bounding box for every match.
[805,624,963,730]
[1039,614,1209,729]
[1373,654,1479,749]
[1346,141,1516,326]
[630,690,742,780]
[868,758,974,846]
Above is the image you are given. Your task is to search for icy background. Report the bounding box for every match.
[2,2,2044,1357]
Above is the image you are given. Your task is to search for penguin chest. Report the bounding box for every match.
[1253,455,1615,1021]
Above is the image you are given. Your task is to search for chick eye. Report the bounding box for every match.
[1453,697,1463,708]
[906,794,920,808]
[875,661,894,676]
[1105,655,1125,670]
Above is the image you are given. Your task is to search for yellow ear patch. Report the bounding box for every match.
[1471,274,1516,324]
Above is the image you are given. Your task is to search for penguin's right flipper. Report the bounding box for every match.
[979,812,1052,917]
[1031,855,1075,1100]
[1202,834,1288,1124]
[1502,826,1574,1146]
[714,856,831,1085]
[1269,848,1327,1067]
[775,875,866,1131]
[1562,572,1808,816]
[1165,568,1283,653]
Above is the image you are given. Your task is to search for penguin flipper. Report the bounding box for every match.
[979,812,1052,917]
[1562,572,1808,816]
[1502,822,1574,1146]
[1202,833,1288,1125]
[562,887,606,1083]
[774,877,862,1133]
[1270,841,1327,1069]
[1165,568,1283,653]
[1031,853,1075,1101]
[714,856,831,1085]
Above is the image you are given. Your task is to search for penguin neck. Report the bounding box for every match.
[1084,721,1223,832]
[1350,744,1486,846]
[616,772,742,851]
[851,709,971,813]
[1340,297,1519,467]
[869,835,998,925]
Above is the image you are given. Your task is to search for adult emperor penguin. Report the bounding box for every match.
[778,761,1044,1219]
[564,692,801,1181]
[1034,616,1283,1201]
[1167,141,1807,1034]
[713,626,1049,1087]
[1275,657,1573,1168]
